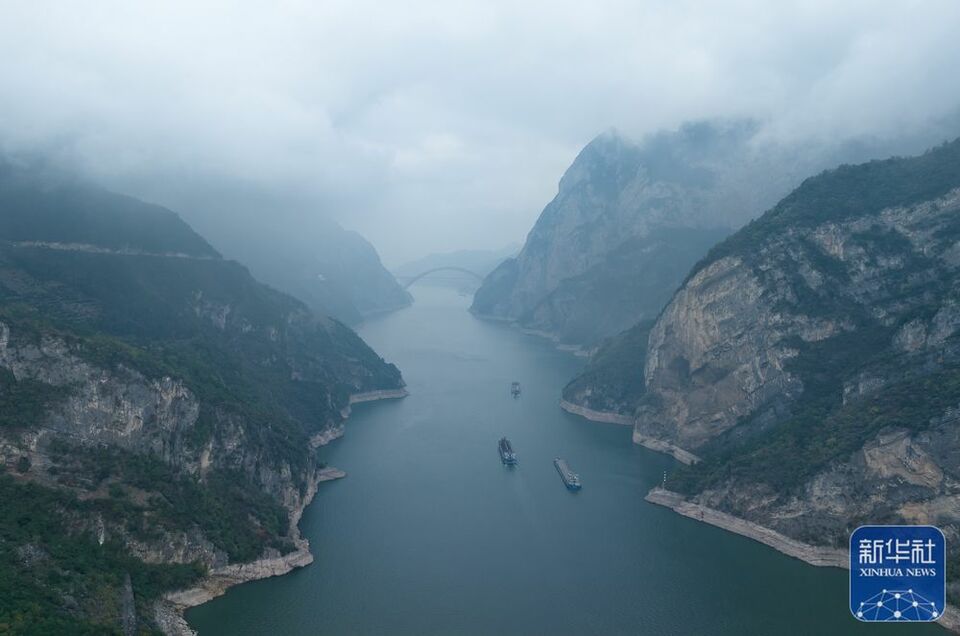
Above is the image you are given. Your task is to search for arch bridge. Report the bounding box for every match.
[397,266,484,289]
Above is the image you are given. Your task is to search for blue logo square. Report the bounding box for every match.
[850,525,945,622]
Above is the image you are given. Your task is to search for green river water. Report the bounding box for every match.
[186,285,940,635]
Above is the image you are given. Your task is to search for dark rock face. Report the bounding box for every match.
[0,165,405,631]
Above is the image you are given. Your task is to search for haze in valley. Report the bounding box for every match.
[2,1,959,265]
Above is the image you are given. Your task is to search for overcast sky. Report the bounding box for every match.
[2,1,960,265]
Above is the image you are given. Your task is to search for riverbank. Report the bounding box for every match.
[156,466,343,635]
[631,431,701,465]
[645,487,960,632]
[558,399,633,425]
[559,399,701,465]
[469,311,594,357]
[517,327,592,358]
[156,389,407,635]
[310,425,344,447]
[340,388,409,417]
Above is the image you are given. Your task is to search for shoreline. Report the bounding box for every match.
[155,389,408,636]
[516,327,592,357]
[348,388,410,404]
[631,431,701,465]
[645,487,960,632]
[558,399,633,425]
[469,311,593,358]
[559,399,701,465]
[340,388,409,418]
[358,299,413,322]
[156,467,344,635]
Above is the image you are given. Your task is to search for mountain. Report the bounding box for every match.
[231,218,413,324]
[472,120,959,349]
[124,184,413,325]
[515,227,729,345]
[0,162,405,632]
[471,121,804,347]
[566,139,960,599]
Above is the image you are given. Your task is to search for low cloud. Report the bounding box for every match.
[2,1,959,263]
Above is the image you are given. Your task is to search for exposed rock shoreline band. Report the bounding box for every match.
[156,384,960,634]
[155,389,408,636]
[566,401,960,633]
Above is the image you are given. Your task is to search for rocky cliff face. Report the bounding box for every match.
[639,141,960,455]
[575,138,960,597]
[0,164,406,632]
[471,121,828,347]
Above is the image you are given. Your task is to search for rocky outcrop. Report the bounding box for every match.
[348,388,410,404]
[0,321,204,467]
[339,388,409,418]
[637,253,808,450]
[558,399,633,426]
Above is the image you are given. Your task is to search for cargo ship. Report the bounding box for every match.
[498,437,518,465]
[553,457,581,490]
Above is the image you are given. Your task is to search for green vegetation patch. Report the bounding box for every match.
[562,321,653,412]
[0,475,204,635]
[47,441,293,562]
[0,368,71,430]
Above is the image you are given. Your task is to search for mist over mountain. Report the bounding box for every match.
[183,212,412,325]
[473,117,960,348]
[5,2,960,264]
[107,180,412,325]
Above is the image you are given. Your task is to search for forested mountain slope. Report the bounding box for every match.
[0,163,404,632]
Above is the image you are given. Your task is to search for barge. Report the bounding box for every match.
[554,457,581,490]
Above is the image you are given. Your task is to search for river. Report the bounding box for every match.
[186,285,939,635]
